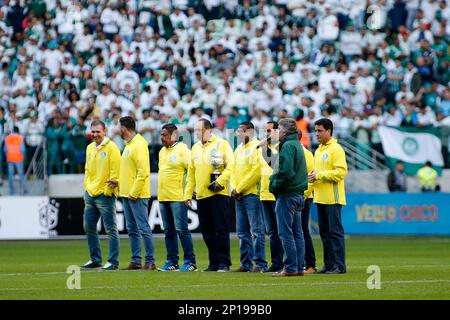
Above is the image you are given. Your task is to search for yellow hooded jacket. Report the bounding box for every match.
[303,145,314,199]
[84,137,121,197]
[260,144,277,201]
[313,138,347,205]
[230,138,262,196]
[184,134,234,200]
[158,142,190,201]
[119,134,151,199]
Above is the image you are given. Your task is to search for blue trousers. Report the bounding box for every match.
[235,194,267,271]
[317,204,346,272]
[123,198,155,264]
[159,201,196,264]
[262,200,284,270]
[83,192,119,266]
[302,198,316,269]
[275,194,305,273]
[8,162,27,195]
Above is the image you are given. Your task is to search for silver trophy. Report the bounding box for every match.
[210,150,224,183]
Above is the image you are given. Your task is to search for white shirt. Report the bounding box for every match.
[317,14,339,41]
[43,49,64,76]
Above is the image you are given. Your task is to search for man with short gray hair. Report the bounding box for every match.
[268,118,308,277]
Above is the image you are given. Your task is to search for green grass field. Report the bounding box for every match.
[1,236,449,300]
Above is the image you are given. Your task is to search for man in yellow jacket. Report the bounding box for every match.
[157,123,197,272]
[81,120,121,270]
[309,118,347,274]
[416,161,441,192]
[184,119,234,272]
[118,116,156,271]
[259,121,284,273]
[230,121,267,273]
[299,130,317,275]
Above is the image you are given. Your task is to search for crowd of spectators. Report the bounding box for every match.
[0,0,449,176]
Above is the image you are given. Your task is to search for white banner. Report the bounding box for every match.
[0,197,52,239]
[378,126,444,166]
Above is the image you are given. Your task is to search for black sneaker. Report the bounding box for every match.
[80,260,102,269]
[202,265,218,272]
[325,268,346,274]
[265,265,283,273]
[316,267,332,274]
[217,264,230,272]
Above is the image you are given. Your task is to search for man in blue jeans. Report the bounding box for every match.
[231,122,267,273]
[118,116,156,271]
[268,118,308,277]
[4,126,27,195]
[81,120,121,270]
[157,124,197,271]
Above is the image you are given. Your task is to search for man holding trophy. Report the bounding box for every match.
[184,119,234,272]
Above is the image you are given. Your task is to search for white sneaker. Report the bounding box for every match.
[101,262,118,270]
[80,260,102,269]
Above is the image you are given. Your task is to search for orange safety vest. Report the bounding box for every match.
[5,134,24,163]
[296,119,310,148]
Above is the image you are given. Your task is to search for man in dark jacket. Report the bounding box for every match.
[149,7,174,40]
[387,161,407,192]
[268,118,308,277]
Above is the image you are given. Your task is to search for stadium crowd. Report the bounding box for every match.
[0,0,450,177]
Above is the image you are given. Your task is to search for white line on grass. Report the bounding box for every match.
[1,264,448,277]
[1,279,450,291]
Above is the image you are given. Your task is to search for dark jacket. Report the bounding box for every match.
[269,132,308,197]
[387,169,407,192]
[149,14,174,39]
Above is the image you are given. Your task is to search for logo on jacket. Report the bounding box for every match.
[170,155,177,162]
[322,153,329,160]
[101,151,106,158]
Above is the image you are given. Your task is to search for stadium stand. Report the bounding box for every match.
[0,0,449,194]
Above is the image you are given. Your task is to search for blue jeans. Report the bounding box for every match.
[122,198,155,264]
[275,194,305,273]
[83,192,119,266]
[262,201,284,270]
[8,162,26,195]
[159,201,196,264]
[236,194,267,270]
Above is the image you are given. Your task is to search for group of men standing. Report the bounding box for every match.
[80,116,348,277]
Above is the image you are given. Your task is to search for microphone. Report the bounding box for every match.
[257,137,271,149]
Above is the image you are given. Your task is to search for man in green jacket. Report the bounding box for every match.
[269,118,308,277]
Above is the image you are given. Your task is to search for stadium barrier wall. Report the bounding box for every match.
[1,177,449,239]
[0,196,236,240]
[337,193,450,235]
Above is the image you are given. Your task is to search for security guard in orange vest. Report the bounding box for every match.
[4,126,27,195]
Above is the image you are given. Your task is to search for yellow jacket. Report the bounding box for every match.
[303,146,314,199]
[313,138,347,205]
[84,137,121,197]
[416,166,438,189]
[260,144,277,201]
[119,134,150,198]
[184,134,234,200]
[158,142,190,201]
[230,138,262,196]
